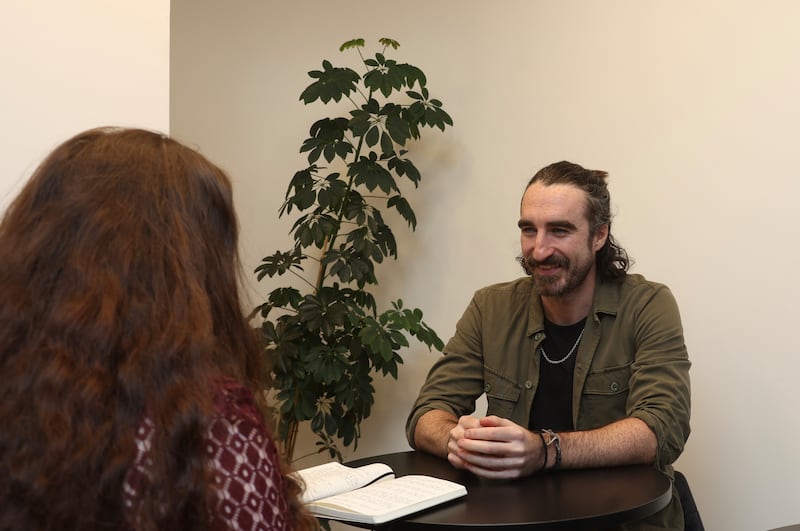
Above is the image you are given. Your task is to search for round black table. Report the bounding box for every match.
[344,451,672,530]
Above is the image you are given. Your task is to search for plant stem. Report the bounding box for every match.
[284,418,299,463]
[312,103,371,293]
[313,236,330,292]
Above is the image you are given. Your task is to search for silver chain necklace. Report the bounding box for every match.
[540,327,585,365]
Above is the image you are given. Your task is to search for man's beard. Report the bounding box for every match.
[519,253,594,297]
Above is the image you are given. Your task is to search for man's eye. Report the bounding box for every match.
[552,228,569,236]
[521,227,536,235]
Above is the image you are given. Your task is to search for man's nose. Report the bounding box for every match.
[531,234,554,261]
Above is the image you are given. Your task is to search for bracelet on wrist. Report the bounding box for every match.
[542,429,562,469]
[535,430,548,471]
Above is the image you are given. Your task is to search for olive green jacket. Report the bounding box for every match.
[406,274,691,530]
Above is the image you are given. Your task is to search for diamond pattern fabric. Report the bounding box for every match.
[124,379,291,530]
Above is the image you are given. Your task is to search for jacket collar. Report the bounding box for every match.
[526,274,623,335]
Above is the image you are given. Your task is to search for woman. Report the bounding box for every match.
[0,128,318,530]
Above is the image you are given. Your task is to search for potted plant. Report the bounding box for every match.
[254,38,453,463]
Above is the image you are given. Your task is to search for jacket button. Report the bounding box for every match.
[484,383,492,393]
[534,332,544,341]
[610,382,620,392]
[525,380,533,389]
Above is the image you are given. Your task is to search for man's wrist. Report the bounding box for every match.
[541,429,562,469]
[535,430,549,471]
[441,419,457,458]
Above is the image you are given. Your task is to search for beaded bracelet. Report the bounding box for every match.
[535,430,548,471]
[542,429,562,469]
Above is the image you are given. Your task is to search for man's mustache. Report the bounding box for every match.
[517,254,569,275]
[527,255,569,269]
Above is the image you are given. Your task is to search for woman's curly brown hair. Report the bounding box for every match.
[0,128,318,530]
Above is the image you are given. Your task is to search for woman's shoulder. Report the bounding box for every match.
[212,376,264,427]
[207,377,292,530]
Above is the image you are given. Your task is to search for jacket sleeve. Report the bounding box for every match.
[626,284,692,468]
[405,294,488,446]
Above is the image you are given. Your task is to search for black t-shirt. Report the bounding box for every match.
[528,317,586,432]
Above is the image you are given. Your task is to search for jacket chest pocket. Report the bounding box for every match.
[483,369,521,419]
[580,363,631,428]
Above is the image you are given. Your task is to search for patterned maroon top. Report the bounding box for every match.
[123,379,292,530]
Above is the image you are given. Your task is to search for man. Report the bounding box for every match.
[406,161,691,530]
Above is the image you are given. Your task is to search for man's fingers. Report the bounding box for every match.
[456,434,525,456]
[478,415,508,427]
[457,452,526,479]
[447,452,468,470]
[463,425,517,443]
[457,415,482,429]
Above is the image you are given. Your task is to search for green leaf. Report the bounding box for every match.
[383,64,407,96]
[346,226,368,248]
[340,189,368,223]
[324,412,338,438]
[348,109,371,138]
[379,131,394,157]
[267,287,302,309]
[322,248,377,287]
[297,391,316,419]
[300,117,352,164]
[359,318,394,361]
[387,195,417,229]
[317,176,346,211]
[388,157,421,187]
[311,411,324,432]
[347,255,376,287]
[378,37,400,50]
[385,113,410,147]
[300,62,360,104]
[339,38,365,51]
[297,295,325,332]
[422,105,454,131]
[404,100,426,122]
[349,155,398,194]
[372,223,397,259]
[285,168,314,197]
[415,322,445,351]
[363,61,406,98]
[311,345,349,383]
[364,125,379,148]
[316,187,334,210]
[402,64,426,89]
[295,223,313,247]
[255,248,305,280]
[280,167,319,216]
[340,421,356,447]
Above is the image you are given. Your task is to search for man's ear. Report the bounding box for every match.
[593,224,609,252]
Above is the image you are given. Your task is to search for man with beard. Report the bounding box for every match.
[405,161,691,530]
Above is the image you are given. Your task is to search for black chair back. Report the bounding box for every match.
[674,470,704,531]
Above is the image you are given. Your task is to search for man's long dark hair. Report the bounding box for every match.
[526,161,631,281]
[0,128,316,530]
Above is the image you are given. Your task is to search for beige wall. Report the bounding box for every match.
[171,2,800,530]
[1,1,170,210]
